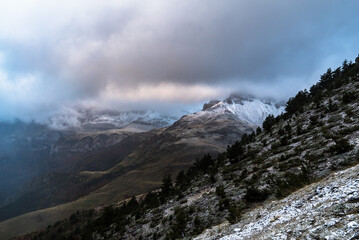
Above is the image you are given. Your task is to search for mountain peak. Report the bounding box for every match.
[202,99,221,110]
[200,94,284,126]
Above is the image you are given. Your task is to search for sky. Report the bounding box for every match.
[0,0,359,122]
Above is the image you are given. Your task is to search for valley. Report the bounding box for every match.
[0,96,283,239]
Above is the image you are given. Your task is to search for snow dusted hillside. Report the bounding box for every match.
[195,163,359,240]
[185,95,284,126]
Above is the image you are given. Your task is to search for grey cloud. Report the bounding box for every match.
[53,1,359,86]
[1,0,359,121]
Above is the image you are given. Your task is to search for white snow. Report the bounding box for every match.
[49,109,179,131]
[220,99,284,125]
[195,164,359,240]
[185,97,284,126]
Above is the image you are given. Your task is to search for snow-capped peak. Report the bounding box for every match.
[193,95,284,126]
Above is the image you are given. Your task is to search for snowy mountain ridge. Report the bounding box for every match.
[187,95,284,126]
[48,109,179,132]
[46,95,283,132]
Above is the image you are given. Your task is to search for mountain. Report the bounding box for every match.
[166,95,283,149]
[0,95,283,239]
[0,109,178,206]
[49,109,179,132]
[200,94,284,126]
[9,56,359,240]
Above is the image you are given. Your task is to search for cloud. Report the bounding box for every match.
[101,83,226,103]
[0,0,359,121]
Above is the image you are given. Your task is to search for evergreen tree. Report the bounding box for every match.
[285,90,309,114]
[227,141,244,162]
[342,59,350,72]
[262,114,276,132]
[175,170,186,188]
[161,175,173,197]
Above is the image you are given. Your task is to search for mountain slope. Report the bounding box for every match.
[0,95,283,239]
[0,108,179,207]
[11,56,359,240]
[196,163,359,239]
[0,108,181,220]
[198,95,284,126]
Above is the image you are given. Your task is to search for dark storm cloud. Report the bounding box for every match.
[0,0,359,121]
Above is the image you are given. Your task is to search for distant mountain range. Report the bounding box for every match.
[0,94,284,239]
[48,109,180,132]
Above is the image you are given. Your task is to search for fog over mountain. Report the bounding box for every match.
[0,0,359,122]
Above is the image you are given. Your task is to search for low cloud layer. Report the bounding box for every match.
[0,0,359,121]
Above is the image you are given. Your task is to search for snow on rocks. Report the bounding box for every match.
[195,164,359,240]
[221,98,284,126]
[185,97,284,127]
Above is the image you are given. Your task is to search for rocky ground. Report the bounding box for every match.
[195,163,359,240]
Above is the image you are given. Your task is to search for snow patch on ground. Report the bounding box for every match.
[195,164,359,240]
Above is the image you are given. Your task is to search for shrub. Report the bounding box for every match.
[194,153,214,172]
[245,187,269,202]
[193,215,203,234]
[284,124,292,134]
[296,125,304,135]
[275,172,309,198]
[69,213,79,224]
[329,138,353,154]
[346,109,354,117]
[218,197,230,210]
[309,115,319,125]
[327,99,339,112]
[278,128,285,136]
[216,185,226,198]
[227,203,242,224]
[280,136,289,146]
[342,91,357,104]
[167,207,188,239]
